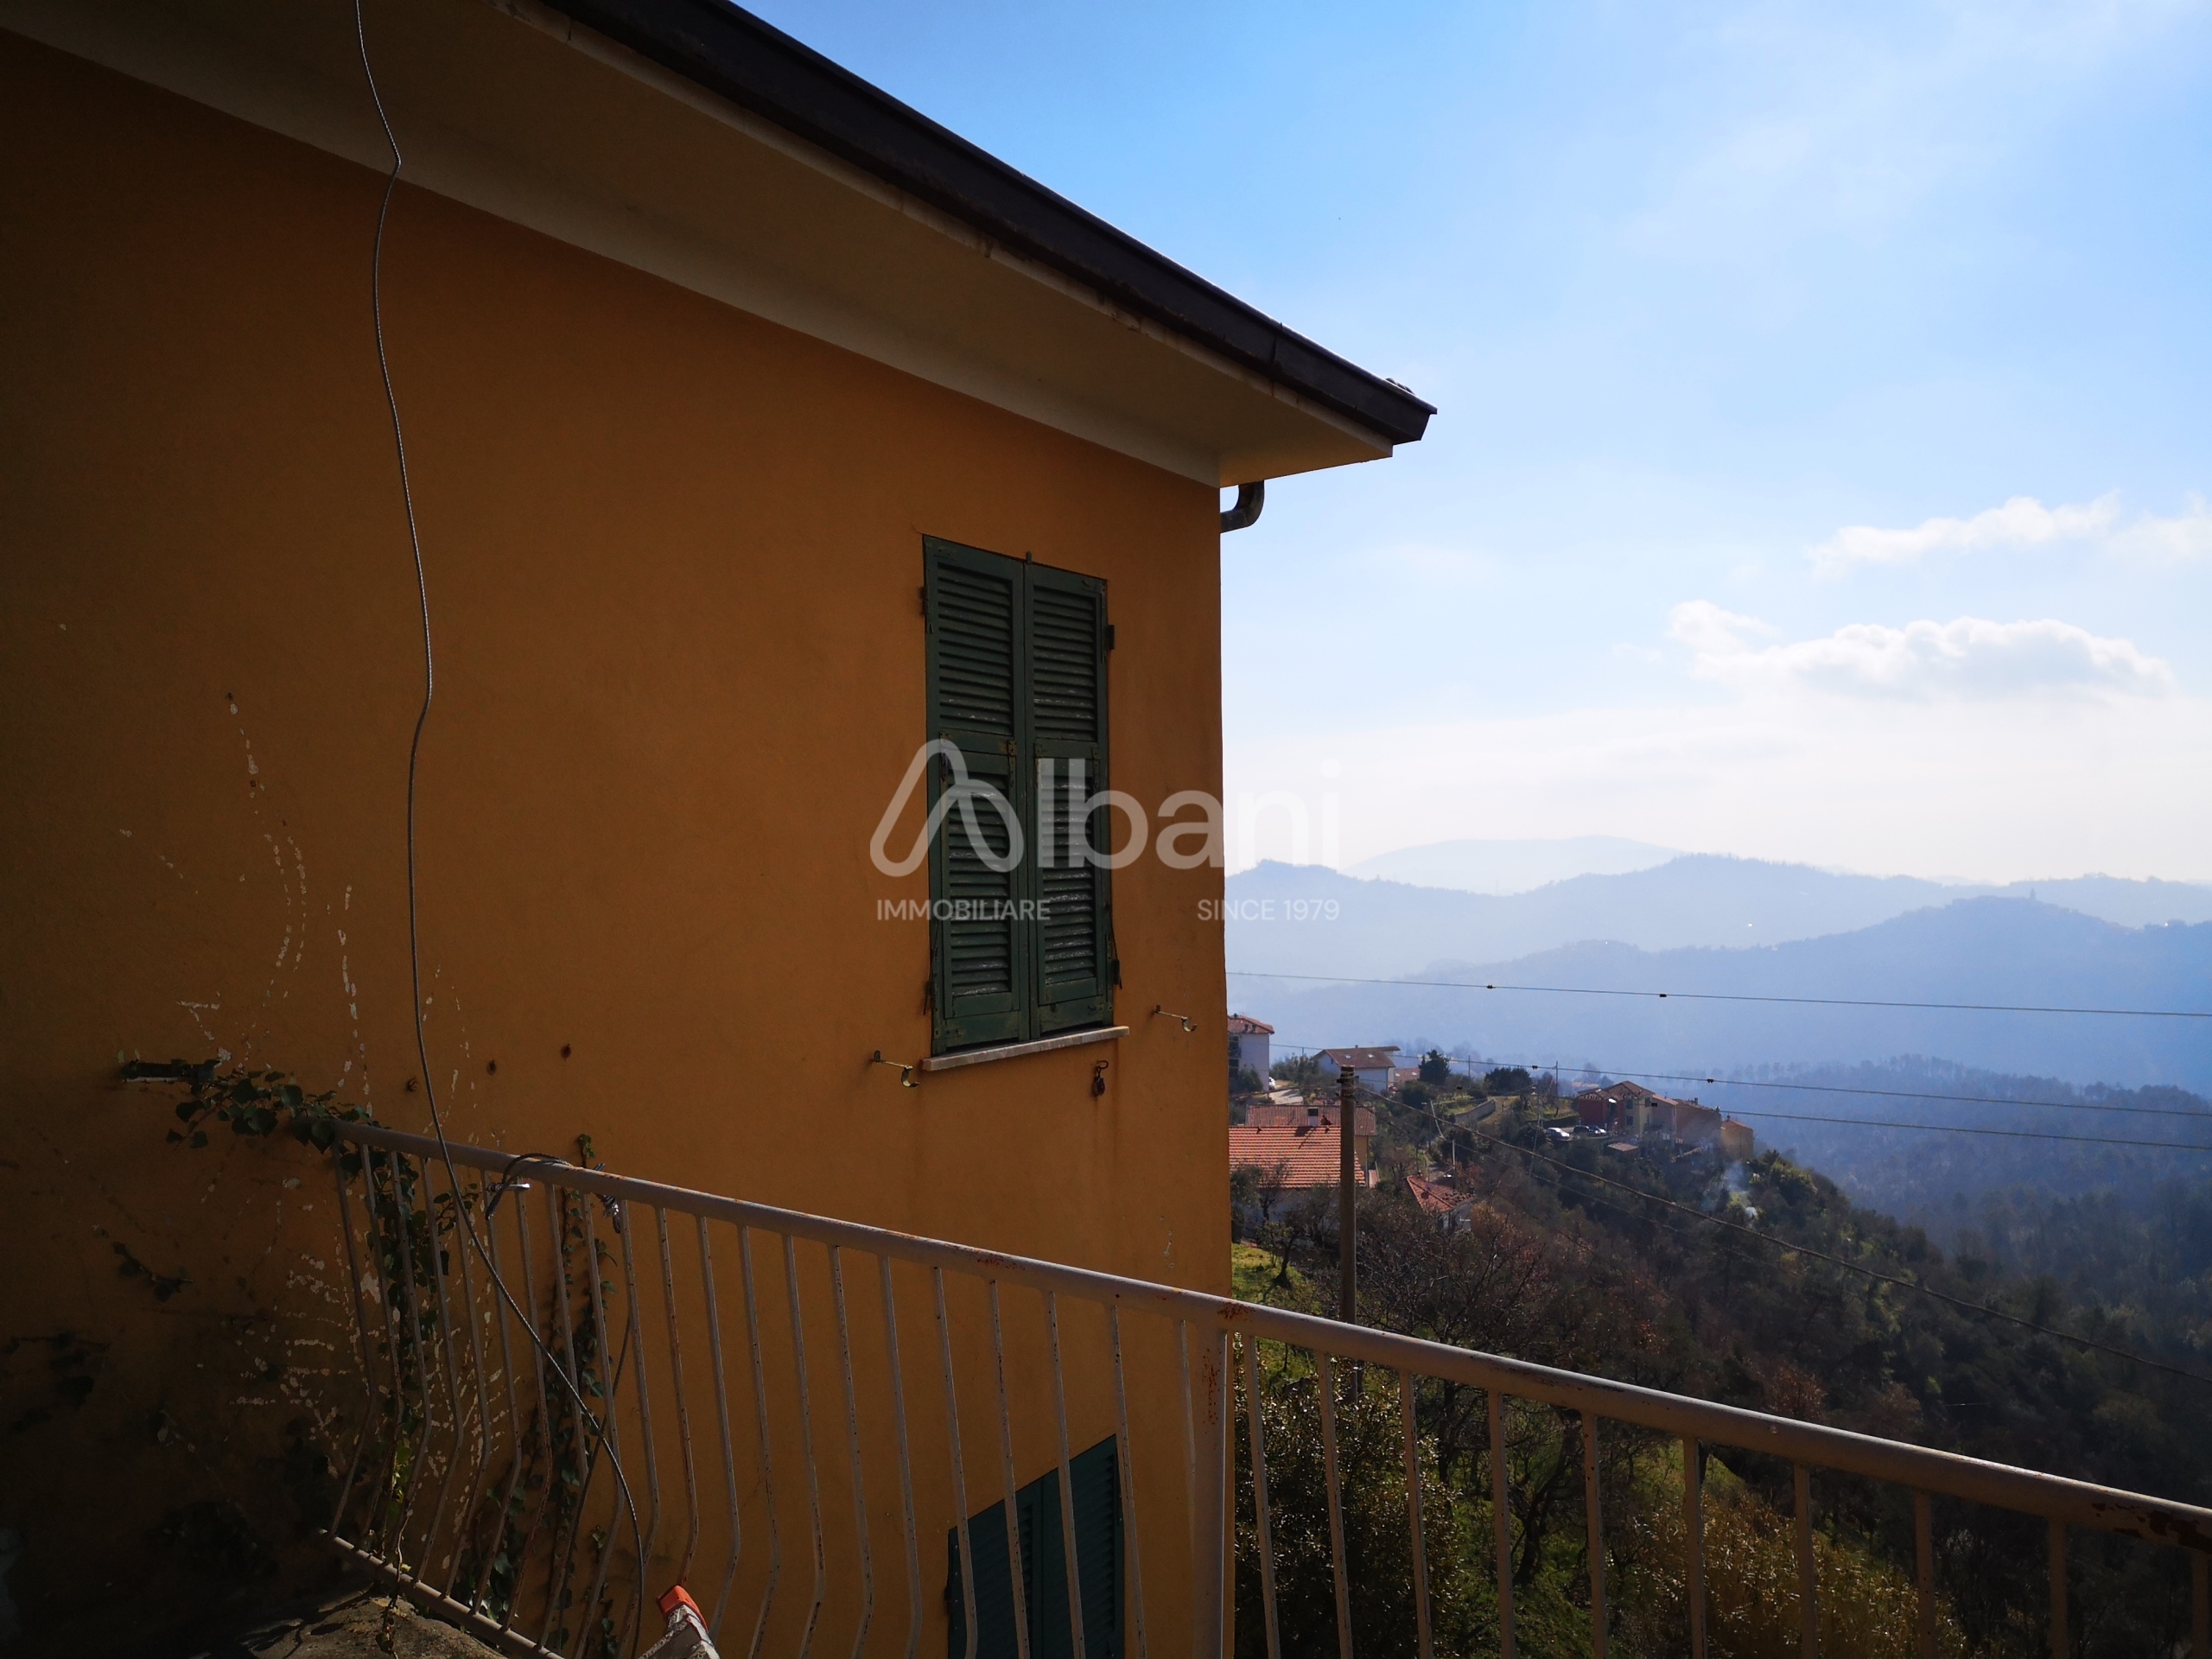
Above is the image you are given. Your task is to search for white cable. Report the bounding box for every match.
[352,4,646,1643]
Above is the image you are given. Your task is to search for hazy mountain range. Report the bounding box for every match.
[1226,855,2212,980]
[1344,836,1678,894]
[1223,855,2212,1092]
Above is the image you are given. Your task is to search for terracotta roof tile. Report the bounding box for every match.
[1245,1104,1376,1135]
[1228,1123,1357,1188]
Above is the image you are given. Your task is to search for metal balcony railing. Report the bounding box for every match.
[315,1121,2211,1659]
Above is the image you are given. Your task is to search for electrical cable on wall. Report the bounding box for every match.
[352,3,646,1640]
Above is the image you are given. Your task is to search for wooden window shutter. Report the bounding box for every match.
[944,1438,1123,1659]
[1026,564,1113,1036]
[925,539,1029,1051]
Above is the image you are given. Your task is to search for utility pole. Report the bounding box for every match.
[1338,1060,1358,1322]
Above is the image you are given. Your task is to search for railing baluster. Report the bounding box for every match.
[782,1238,828,1659]
[362,1147,413,1561]
[1190,1327,1229,1659]
[1794,1464,1817,1657]
[738,1228,785,1659]
[830,1247,874,1659]
[1684,1437,1706,1659]
[578,1184,623,1651]
[986,1281,1033,1659]
[696,1217,743,1639]
[619,1210,663,1648]
[2048,1520,2068,1659]
[1482,1388,1505,1659]
[1316,1353,1353,1659]
[658,1209,701,1589]
[327,1153,380,1537]
[877,1256,922,1659]
[477,1202,528,1624]
[1401,1372,1435,1659]
[1107,1306,1149,1659]
[507,1192,561,1643]
[1914,1491,1935,1659]
[1178,1320,1198,1566]
[410,1157,469,1598]
[934,1268,980,1659]
[1242,1333,1281,1659]
[1581,1414,1605,1659]
[387,1154,440,1583]
[537,1180,582,1654]
[436,1156,496,1605]
[1044,1292,1088,1659]
[2193,1550,2208,1659]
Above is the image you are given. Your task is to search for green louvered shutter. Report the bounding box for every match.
[945,1438,1123,1659]
[1027,566,1113,1035]
[925,539,1028,1050]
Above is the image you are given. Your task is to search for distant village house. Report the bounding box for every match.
[1404,1172,1481,1233]
[1229,1103,1376,1192]
[1228,1014,1274,1081]
[1315,1046,1401,1094]
[1575,1080,1753,1161]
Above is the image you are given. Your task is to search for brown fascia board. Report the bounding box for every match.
[540,0,1435,451]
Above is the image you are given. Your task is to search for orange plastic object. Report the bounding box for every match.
[658,1585,703,1620]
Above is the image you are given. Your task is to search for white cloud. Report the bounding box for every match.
[1669,602,2175,701]
[2108,493,2212,564]
[1808,493,2116,573]
[1808,492,2212,574]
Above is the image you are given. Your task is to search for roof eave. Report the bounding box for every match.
[539,0,1434,452]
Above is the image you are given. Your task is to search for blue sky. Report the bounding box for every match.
[760,0,2212,881]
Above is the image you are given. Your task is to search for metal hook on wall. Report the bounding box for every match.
[1151,1005,1197,1033]
[870,1049,919,1089]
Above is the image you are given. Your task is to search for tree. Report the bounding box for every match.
[1419,1048,1453,1088]
[1482,1065,1534,1097]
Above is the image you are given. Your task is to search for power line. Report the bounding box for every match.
[1259,1036,2212,1128]
[1678,1108,2212,1154]
[1229,968,2212,1020]
[1543,1065,2212,1122]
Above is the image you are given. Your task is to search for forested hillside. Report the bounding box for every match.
[1688,1057,2212,1235]
[1235,1101,2212,1656]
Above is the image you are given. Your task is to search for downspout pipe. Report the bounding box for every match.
[1220,480,1265,532]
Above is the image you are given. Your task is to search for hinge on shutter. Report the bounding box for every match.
[922,977,935,1017]
[1105,623,1116,651]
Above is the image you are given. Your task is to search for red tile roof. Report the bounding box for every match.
[1227,1014,1275,1034]
[1228,1123,1358,1188]
[1404,1173,1465,1217]
[1245,1104,1376,1135]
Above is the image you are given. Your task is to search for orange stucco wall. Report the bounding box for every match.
[0,30,1227,1651]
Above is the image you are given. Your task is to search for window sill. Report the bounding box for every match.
[919,1025,1128,1073]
